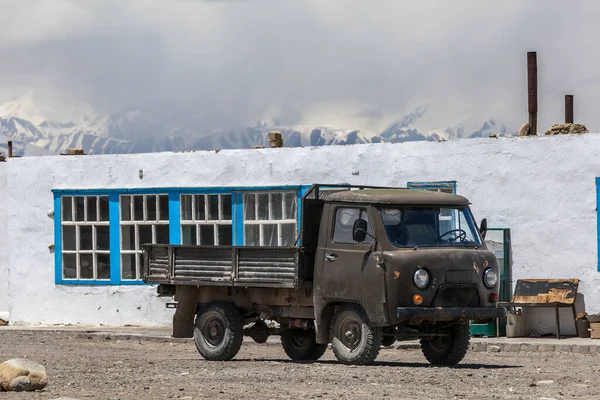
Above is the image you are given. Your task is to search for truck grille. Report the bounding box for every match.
[432,285,480,307]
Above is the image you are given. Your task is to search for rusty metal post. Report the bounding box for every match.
[565,95,574,124]
[527,52,538,135]
[7,141,13,158]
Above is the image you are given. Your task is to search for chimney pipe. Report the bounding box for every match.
[7,141,13,158]
[527,52,538,135]
[565,95,574,124]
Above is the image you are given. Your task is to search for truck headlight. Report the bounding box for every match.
[484,268,498,288]
[413,269,429,289]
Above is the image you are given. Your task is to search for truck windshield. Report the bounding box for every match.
[380,206,482,248]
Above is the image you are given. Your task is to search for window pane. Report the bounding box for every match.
[62,197,73,221]
[75,197,85,221]
[121,196,131,221]
[80,254,94,279]
[133,196,144,221]
[99,196,109,221]
[182,225,197,245]
[147,195,157,221]
[158,195,169,221]
[244,194,255,220]
[156,224,170,244]
[258,194,269,220]
[121,254,136,280]
[97,254,110,279]
[195,195,206,220]
[284,193,297,219]
[245,225,260,246]
[138,225,152,249]
[221,195,232,220]
[333,208,360,244]
[208,195,219,220]
[87,196,97,222]
[200,225,215,245]
[62,226,76,251]
[218,225,232,245]
[271,193,283,220]
[181,195,193,221]
[281,223,296,246]
[121,225,135,250]
[79,226,93,250]
[63,254,77,279]
[96,225,110,250]
[263,224,278,246]
[138,254,143,279]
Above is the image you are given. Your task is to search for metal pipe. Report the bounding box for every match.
[565,95,574,124]
[527,52,538,135]
[7,141,12,158]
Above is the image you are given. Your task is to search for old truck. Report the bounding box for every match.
[143,184,506,366]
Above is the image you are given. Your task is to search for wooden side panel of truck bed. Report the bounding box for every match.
[142,244,304,289]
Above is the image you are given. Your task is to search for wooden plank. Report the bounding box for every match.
[511,279,579,305]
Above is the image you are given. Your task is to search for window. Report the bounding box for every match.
[380,206,482,248]
[60,196,110,280]
[120,195,170,280]
[243,191,297,246]
[181,194,233,245]
[333,207,374,244]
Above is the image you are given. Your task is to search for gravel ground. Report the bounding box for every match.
[0,330,598,400]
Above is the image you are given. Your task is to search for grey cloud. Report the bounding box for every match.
[0,0,598,134]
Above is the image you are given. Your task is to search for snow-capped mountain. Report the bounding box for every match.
[0,95,512,157]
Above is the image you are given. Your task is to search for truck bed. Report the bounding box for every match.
[142,244,307,289]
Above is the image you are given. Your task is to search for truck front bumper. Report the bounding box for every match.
[396,306,506,322]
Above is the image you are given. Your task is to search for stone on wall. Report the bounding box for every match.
[518,122,534,136]
[268,131,284,148]
[545,123,588,135]
[63,148,85,155]
[0,359,48,391]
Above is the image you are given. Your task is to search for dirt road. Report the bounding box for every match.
[0,330,596,399]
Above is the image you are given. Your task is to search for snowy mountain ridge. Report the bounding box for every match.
[0,95,511,157]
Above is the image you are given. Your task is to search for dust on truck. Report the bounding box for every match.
[143,184,506,366]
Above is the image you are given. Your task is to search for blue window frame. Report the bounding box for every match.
[407,181,457,194]
[53,185,308,285]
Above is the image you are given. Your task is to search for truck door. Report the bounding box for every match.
[319,205,388,325]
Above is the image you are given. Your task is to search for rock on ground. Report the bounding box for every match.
[544,123,588,135]
[0,358,48,392]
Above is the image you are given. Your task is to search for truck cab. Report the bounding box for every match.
[305,187,504,364]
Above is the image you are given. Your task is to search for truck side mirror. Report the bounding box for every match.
[353,219,368,243]
[479,218,488,240]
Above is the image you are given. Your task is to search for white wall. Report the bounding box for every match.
[6,134,600,333]
[0,162,8,320]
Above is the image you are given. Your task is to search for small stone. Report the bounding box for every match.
[488,345,501,352]
[536,380,555,385]
[0,359,48,392]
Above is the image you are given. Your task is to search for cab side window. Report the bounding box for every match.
[333,207,374,244]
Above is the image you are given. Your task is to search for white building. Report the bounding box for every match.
[0,133,599,335]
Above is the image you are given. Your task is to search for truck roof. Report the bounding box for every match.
[321,188,470,206]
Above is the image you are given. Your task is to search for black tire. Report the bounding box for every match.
[281,329,328,361]
[330,304,382,365]
[381,336,396,347]
[420,323,470,366]
[194,301,244,361]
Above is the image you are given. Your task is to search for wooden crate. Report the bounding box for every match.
[590,322,600,339]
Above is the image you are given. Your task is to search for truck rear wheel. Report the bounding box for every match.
[330,304,382,365]
[420,323,470,366]
[281,329,328,361]
[194,301,244,361]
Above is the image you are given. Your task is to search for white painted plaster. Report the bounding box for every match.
[0,162,8,320]
[5,134,600,334]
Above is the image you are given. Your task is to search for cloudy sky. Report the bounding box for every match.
[1,0,599,134]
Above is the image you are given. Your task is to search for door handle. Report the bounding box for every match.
[325,253,338,262]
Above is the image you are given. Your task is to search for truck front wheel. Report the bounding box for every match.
[330,304,382,365]
[281,329,328,361]
[420,323,470,366]
[194,301,244,361]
